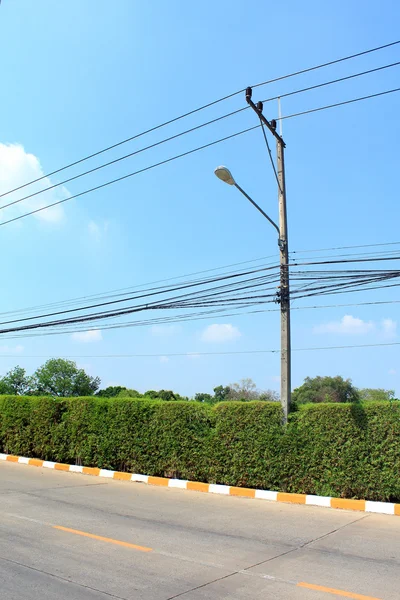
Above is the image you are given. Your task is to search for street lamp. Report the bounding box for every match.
[214,167,280,238]
[214,163,291,423]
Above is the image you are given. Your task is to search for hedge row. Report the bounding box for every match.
[1,396,399,501]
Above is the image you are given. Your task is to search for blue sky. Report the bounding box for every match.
[0,0,399,396]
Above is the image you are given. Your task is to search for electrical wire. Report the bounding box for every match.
[0,124,260,227]
[292,241,400,254]
[278,87,400,121]
[0,265,399,338]
[0,254,278,319]
[2,246,400,321]
[261,60,400,105]
[0,95,248,201]
[2,292,400,342]
[4,84,398,228]
[252,39,400,89]
[258,119,282,193]
[0,106,249,213]
[0,266,282,333]
[5,60,400,213]
[293,299,400,310]
[290,249,400,263]
[1,341,399,359]
[1,39,398,201]
[2,247,399,327]
[291,255,400,267]
[0,264,281,326]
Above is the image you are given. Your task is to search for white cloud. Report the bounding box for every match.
[389,369,397,375]
[0,143,70,224]
[88,220,100,239]
[313,315,375,335]
[314,314,398,338]
[71,329,102,343]
[88,220,109,241]
[0,345,24,354]
[382,318,397,339]
[150,325,179,337]
[201,323,241,343]
[159,355,169,364]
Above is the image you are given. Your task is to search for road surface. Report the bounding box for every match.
[1,461,398,599]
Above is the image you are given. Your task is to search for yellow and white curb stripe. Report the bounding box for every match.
[1,452,399,516]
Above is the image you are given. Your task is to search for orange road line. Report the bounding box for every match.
[297,581,382,600]
[53,525,152,552]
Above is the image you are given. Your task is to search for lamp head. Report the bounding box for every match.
[214,166,235,186]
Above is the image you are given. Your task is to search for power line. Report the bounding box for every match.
[8,258,400,328]
[0,261,400,332]
[0,124,260,228]
[0,265,281,327]
[5,85,398,228]
[279,87,400,121]
[292,241,400,254]
[293,342,400,352]
[1,39,398,201]
[262,60,400,105]
[6,62,400,214]
[5,61,400,216]
[291,249,400,262]
[1,341,399,359]
[6,62,397,215]
[253,39,400,90]
[258,119,282,192]
[5,62,400,213]
[2,293,400,341]
[1,266,398,338]
[293,299,400,310]
[0,254,278,319]
[0,266,283,334]
[0,96,248,202]
[0,106,248,213]
[2,245,399,321]
[291,255,400,267]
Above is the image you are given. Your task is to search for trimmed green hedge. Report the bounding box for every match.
[1,396,399,501]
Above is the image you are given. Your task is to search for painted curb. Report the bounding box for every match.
[1,452,399,516]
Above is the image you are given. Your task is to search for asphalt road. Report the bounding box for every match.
[1,462,399,600]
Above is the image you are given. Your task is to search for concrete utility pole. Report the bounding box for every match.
[245,87,291,423]
[276,138,291,424]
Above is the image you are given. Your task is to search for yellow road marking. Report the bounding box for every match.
[297,582,382,600]
[53,525,152,552]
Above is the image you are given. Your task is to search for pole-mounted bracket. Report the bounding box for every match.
[278,238,286,251]
[245,87,286,148]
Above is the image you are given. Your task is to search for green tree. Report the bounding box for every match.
[116,388,142,398]
[292,376,359,404]
[213,385,231,402]
[227,378,258,400]
[0,366,32,395]
[259,390,280,402]
[145,390,161,399]
[194,392,215,403]
[145,389,188,401]
[32,358,100,397]
[95,385,126,398]
[358,388,395,402]
[96,386,128,398]
[224,378,279,402]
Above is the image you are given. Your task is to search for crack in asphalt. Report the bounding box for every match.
[0,482,108,495]
[162,514,372,599]
[0,554,134,600]
[242,513,370,570]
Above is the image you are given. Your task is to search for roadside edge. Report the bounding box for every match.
[1,453,398,516]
